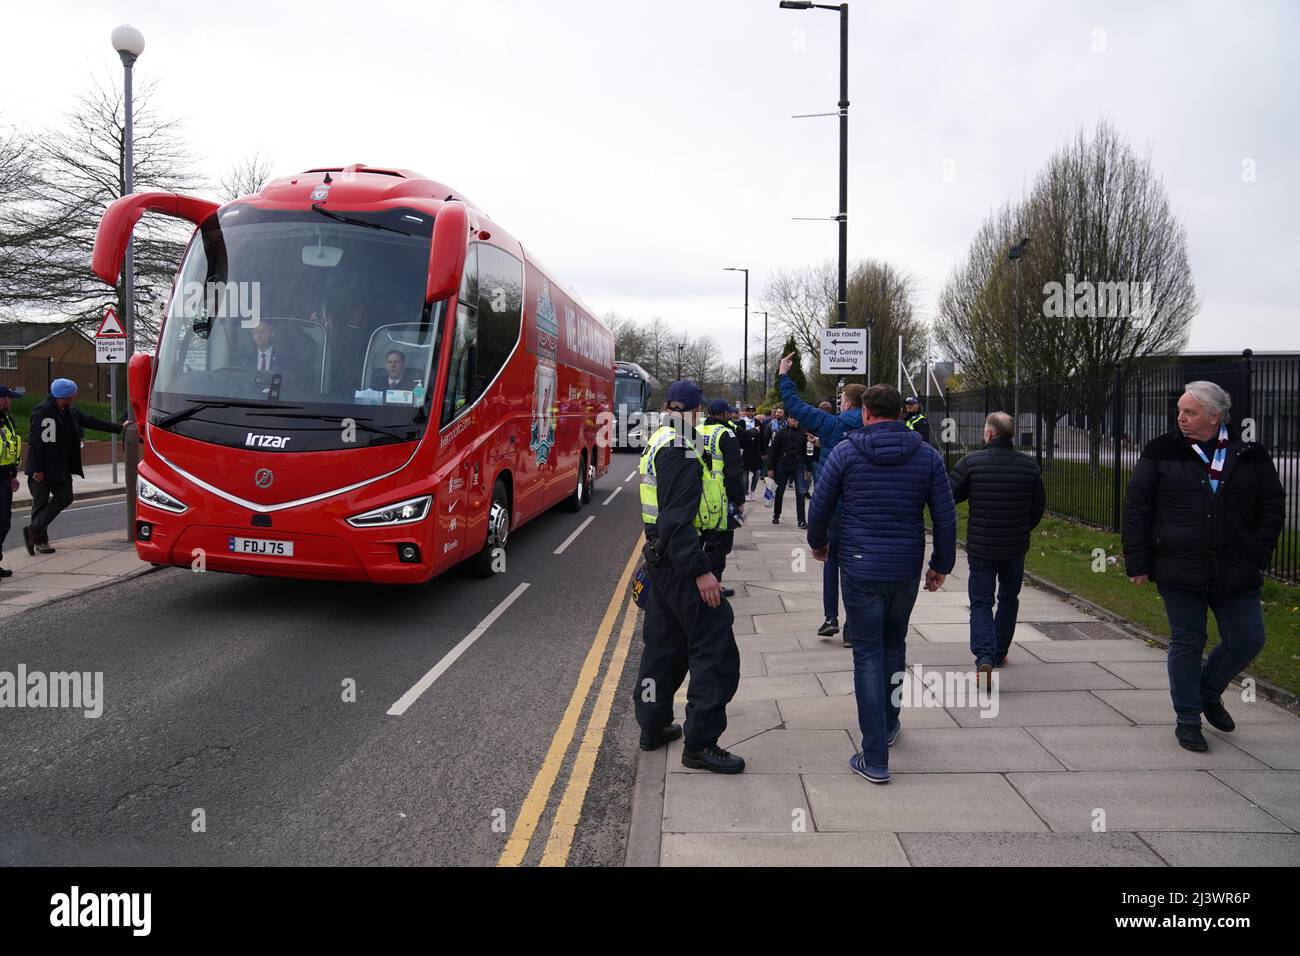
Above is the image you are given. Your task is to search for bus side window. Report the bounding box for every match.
[442,245,479,425]
[476,245,523,393]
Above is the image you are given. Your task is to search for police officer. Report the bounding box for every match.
[633,381,744,774]
[699,398,746,599]
[904,396,931,444]
[0,385,20,581]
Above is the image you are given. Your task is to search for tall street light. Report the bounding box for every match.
[723,267,749,401]
[781,0,849,394]
[1008,235,1031,446]
[754,310,769,394]
[113,23,145,540]
[676,342,684,380]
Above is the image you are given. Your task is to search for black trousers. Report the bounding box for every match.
[634,558,740,748]
[0,476,12,561]
[29,477,74,542]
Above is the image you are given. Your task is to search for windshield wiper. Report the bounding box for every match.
[154,400,297,429]
[246,411,414,441]
[310,204,413,236]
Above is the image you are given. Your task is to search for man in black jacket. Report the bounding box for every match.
[23,378,124,555]
[768,416,809,527]
[1122,381,1285,753]
[950,412,1046,682]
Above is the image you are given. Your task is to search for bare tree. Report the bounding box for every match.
[20,74,203,347]
[218,150,275,203]
[0,125,47,318]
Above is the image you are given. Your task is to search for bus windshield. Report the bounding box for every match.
[151,205,442,449]
[615,375,646,411]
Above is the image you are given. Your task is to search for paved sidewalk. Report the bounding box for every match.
[629,514,1300,867]
[0,530,152,620]
[12,463,128,506]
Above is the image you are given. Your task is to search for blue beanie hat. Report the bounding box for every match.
[51,378,78,399]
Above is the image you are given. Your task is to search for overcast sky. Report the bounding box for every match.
[5,0,1297,369]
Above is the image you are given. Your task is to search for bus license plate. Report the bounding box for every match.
[228,536,294,557]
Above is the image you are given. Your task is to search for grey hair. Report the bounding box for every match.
[985,412,1014,439]
[1182,380,1231,423]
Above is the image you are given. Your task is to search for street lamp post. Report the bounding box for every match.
[723,267,749,402]
[676,342,684,380]
[113,23,145,541]
[754,310,769,394]
[781,0,848,397]
[1008,236,1031,447]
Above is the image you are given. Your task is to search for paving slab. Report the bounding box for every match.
[1026,725,1268,771]
[730,673,825,703]
[1209,771,1300,830]
[746,580,823,594]
[914,661,1132,692]
[738,650,767,678]
[905,605,977,625]
[752,609,833,633]
[887,728,1065,773]
[733,634,803,654]
[1094,689,1296,727]
[15,548,120,573]
[1207,724,1300,770]
[662,832,910,866]
[663,773,810,833]
[946,691,1133,728]
[778,694,958,732]
[1007,770,1290,832]
[1020,638,1166,663]
[898,831,1165,867]
[913,622,1049,643]
[669,728,855,774]
[804,773,1047,832]
[817,671,855,697]
[1138,832,1300,866]
[763,647,855,676]
[724,596,788,617]
[1096,660,1169,689]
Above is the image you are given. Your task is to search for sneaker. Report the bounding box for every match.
[1175,723,1208,752]
[977,662,994,693]
[639,722,683,751]
[817,617,840,637]
[681,742,745,774]
[771,515,780,525]
[849,752,890,784]
[1201,698,1236,733]
[721,586,735,598]
[22,526,35,556]
[797,521,807,529]
[34,543,55,555]
[887,724,900,747]
[746,493,755,502]
[0,566,12,579]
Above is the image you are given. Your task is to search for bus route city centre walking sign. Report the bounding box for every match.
[820,327,867,375]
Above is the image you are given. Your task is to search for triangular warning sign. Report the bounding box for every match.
[97,307,126,337]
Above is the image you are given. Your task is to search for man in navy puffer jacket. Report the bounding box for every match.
[778,353,866,645]
[807,383,957,785]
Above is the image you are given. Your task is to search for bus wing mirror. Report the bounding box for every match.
[426,201,469,303]
[93,192,219,285]
[127,351,153,427]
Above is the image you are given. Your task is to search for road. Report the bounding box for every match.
[0,463,649,866]
[2,495,130,556]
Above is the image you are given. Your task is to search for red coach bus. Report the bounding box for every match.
[91,165,614,583]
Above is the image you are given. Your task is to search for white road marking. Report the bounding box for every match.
[64,498,127,513]
[553,515,595,555]
[602,487,621,506]
[624,470,636,483]
[387,582,531,716]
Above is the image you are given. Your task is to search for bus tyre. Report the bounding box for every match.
[562,450,587,513]
[581,449,595,505]
[468,479,510,578]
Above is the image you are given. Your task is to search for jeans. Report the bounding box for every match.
[28,477,74,543]
[1157,584,1268,725]
[772,463,807,522]
[823,512,845,632]
[967,553,1025,665]
[842,574,919,769]
[747,468,763,493]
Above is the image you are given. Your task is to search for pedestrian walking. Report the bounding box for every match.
[0,385,21,580]
[949,412,1046,684]
[23,378,124,555]
[777,353,866,644]
[768,416,809,527]
[633,381,744,774]
[1122,381,1286,753]
[807,384,957,785]
[738,412,764,500]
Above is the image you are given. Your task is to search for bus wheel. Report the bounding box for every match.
[468,479,510,578]
[562,450,587,512]
[581,450,596,505]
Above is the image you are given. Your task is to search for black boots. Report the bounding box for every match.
[639,723,683,752]
[1202,699,1235,732]
[681,742,745,774]
[1176,723,1208,752]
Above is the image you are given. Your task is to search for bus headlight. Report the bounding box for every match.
[347,495,433,528]
[137,476,187,513]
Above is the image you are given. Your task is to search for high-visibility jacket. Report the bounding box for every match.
[0,413,20,470]
[639,424,727,532]
[905,412,927,432]
[696,421,734,482]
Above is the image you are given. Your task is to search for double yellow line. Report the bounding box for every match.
[497,539,642,867]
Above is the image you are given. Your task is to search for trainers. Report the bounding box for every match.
[746,493,755,502]
[34,543,55,555]
[1175,723,1208,752]
[22,526,35,556]
[817,617,840,637]
[0,567,12,579]
[849,752,890,784]
[797,521,807,529]
[1201,698,1236,733]
[977,662,994,693]
[681,742,745,774]
[639,723,683,751]
[721,586,735,598]
[771,515,780,525]
[887,724,901,747]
